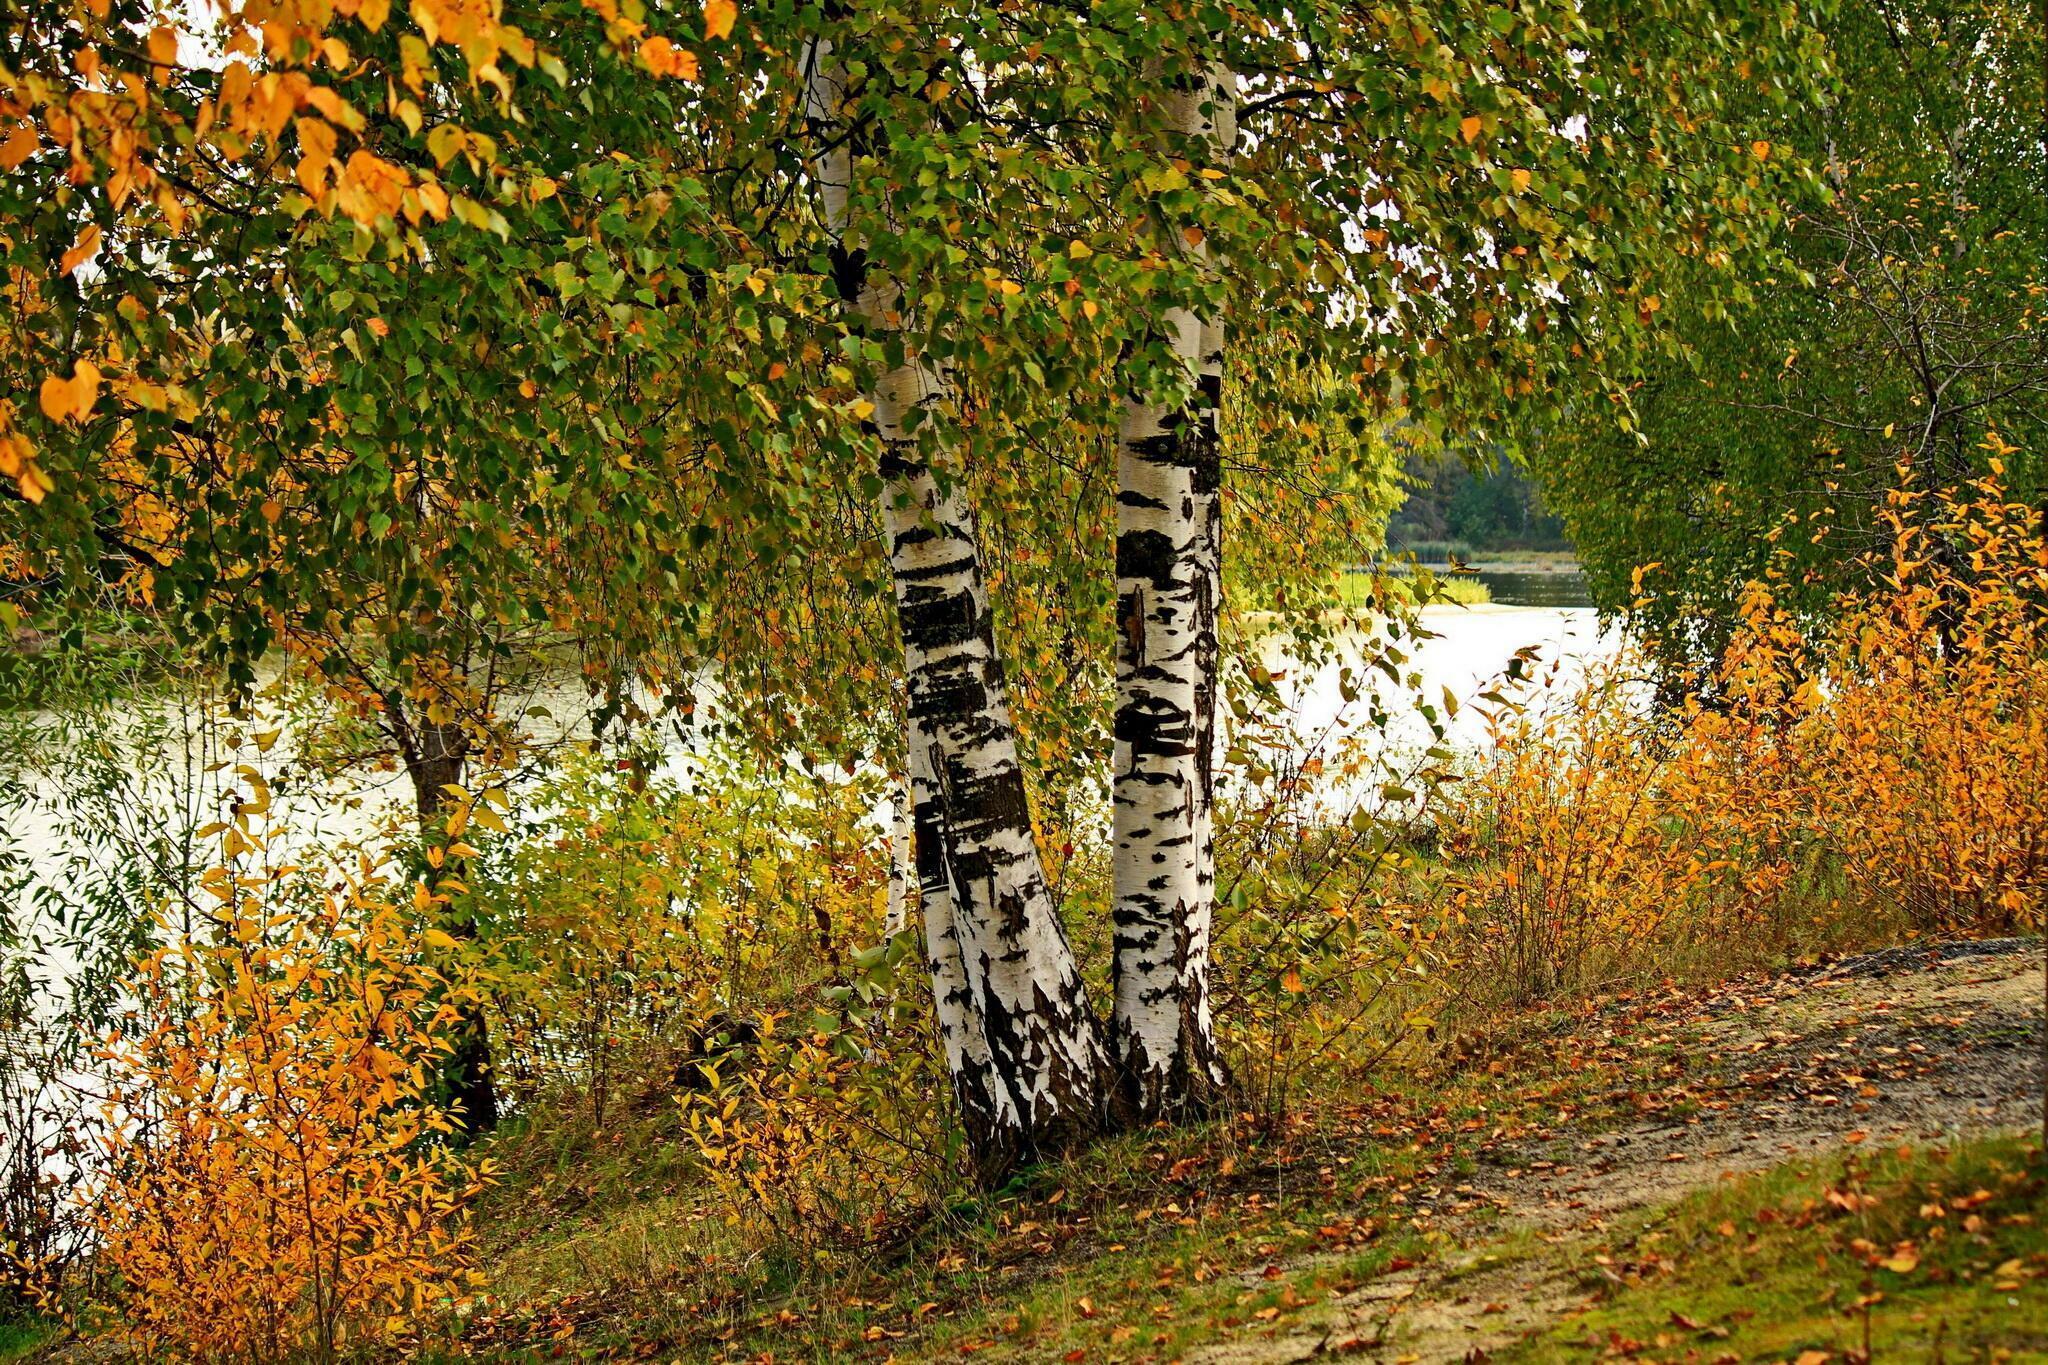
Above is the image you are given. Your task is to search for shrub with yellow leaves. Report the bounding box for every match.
[1448,452,2046,1005]
[680,938,951,1270]
[89,845,490,1363]
[1797,469,2048,935]
[466,751,952,1269]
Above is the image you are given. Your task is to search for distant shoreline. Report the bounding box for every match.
[1390,555,1583,576]
[1434,559,1580,576]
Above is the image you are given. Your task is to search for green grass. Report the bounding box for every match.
[1337,569,1492,608]
[1518,1130,2048,1362]
[459,1089,1444,1362]
[0,1316,58,1363]
[427,942,2045,1362]
[450,1003,1696,1362]
[1232,567,1492,615]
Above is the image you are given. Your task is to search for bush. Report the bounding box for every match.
[89,849,489,1363]
[474,752,955,1274]
[1446,455,2047,1006]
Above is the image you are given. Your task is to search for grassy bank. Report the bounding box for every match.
[447,944,2043,1362]
[1521,1131,2046,1362]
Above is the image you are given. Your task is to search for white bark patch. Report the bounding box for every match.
[885,448,1108,1152]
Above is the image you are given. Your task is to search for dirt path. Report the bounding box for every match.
[1187,942,2044,1364]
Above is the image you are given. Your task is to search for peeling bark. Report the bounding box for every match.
[1111,67,1236,1122]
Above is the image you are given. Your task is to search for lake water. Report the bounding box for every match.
[1246,603,1617,810]
[1471,569,1592,608]
[4,603,1621,1008]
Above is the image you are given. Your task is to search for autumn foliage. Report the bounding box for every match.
[1451,455,2047,1003]
[89,852,488,1362]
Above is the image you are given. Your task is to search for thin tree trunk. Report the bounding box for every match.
[884,775,913,939]
[401,709,499,1136]
[805,26,1107,1180]
[1111,66,1236,1122]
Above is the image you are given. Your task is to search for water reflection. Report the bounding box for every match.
[1469,569,1593,608]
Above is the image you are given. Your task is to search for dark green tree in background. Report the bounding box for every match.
[1533,0,2047,680]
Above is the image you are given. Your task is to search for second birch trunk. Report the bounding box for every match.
[1111,67,1236,1121]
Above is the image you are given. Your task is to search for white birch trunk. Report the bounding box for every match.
[883,776,913,939]
[1110,66,1236,1120]
[806,28,1106,1177]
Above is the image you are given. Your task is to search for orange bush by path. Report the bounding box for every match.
[91,851,490,1363]
[1797,467,2048,935]
[1451,450,2047,1004]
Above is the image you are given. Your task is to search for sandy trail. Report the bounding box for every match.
[1187,941,2044,1364]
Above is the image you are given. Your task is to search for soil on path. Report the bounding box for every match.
[1187,941,2044,1364]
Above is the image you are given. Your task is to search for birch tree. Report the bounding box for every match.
[5,0,1833,1186]
[1111,63,1236,1120]
[802,25,1108,1177]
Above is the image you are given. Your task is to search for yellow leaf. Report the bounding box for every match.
[15,460,52,505]
[1067,239,1092,259]
[1510,168,1531,192]
[304,86,364,132]
[703,0,737,41]
[35,374,72,421]
[295,117,337,193]
[60,225,102,275]
[0,123,37,170]
[38,361,101,423]
[414,179,451,221]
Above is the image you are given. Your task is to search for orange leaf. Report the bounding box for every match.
[0,122,39,170]
[147,24,179,69]
[638,35,700,81]
[61,225,102,275]
[704,0,737,41]
[1459,115,1482,143]
[37,374,71,422]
